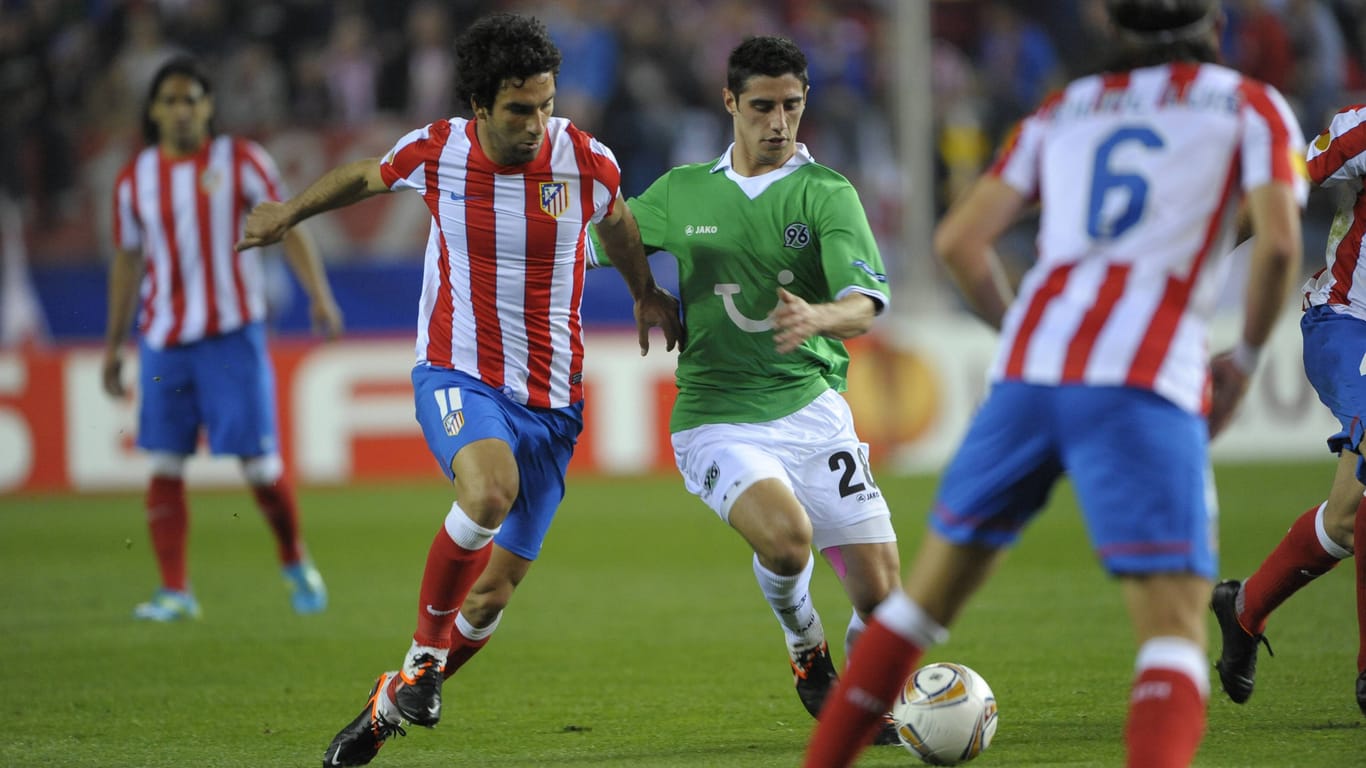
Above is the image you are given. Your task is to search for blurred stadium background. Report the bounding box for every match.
[2,0,1364,494]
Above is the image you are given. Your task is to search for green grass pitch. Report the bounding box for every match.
[2,461,1361,767]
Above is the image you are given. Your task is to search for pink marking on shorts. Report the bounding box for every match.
[821,546,848,579]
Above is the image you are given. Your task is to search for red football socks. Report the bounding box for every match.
[250,479,303,565]
[1124,667,1205,767]
[443,628,492,680]
[413,526,492,648]
[802,618,923,768]
[1241,503,1345,634]
[146,476,189,591]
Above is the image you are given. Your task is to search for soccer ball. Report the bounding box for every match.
[890,662,998,766]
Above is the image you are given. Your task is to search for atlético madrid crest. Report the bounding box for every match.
[539,181,568,218]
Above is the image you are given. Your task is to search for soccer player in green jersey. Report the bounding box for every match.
[591,35,900,738]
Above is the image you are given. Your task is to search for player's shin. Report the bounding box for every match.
[147,475,189,591]
[1124,637,1208,768]
[414,521,494,647]
[444,610,501,680]
[1242,502,1349,633]
[803,591,944,768]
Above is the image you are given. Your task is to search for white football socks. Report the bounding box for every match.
[753,552,825,654]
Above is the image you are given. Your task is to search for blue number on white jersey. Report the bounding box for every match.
[1087,126,1164,240]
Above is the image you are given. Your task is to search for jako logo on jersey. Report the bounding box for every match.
[851,260,887,283]
[783,222,810,248]
[540,181,569,218]
[685,224,719,236]
[434,387,465,436]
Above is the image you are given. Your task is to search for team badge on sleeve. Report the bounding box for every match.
[540,181,569,218]
[1292,146,1310,181]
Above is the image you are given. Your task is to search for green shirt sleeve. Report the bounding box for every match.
[630,173,670,253]
[814,183,889,312]
[587,173,670,269]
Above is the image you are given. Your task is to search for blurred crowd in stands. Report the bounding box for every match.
[3,0,1364,266]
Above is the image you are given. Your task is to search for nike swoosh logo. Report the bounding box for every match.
[330,750,343,766]
[448,192,484,202]
[425,604,458,617]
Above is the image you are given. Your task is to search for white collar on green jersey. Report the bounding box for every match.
[711,143,815,199]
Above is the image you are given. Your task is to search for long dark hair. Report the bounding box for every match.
[142,56,214,145]
[1101,0,1220,71]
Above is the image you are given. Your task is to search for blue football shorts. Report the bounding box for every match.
[930,382,1216,579]
[1301,304,1366,481]
[411,366,583,561]
[137,322,278,457]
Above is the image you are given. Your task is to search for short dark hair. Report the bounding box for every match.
[726,36,808,96]
[1103,0,1219,69]
[142,56,213,145]
[455,13,562,111]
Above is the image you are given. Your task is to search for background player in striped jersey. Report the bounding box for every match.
[591,35,901,742]
[235,13,681,767]
[805,1,1306,765]
[1211,103,1366,717]
[102,57,342,623]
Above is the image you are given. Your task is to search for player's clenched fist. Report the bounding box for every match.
[236,201,293,251]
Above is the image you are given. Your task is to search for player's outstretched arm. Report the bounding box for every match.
[236,157,389,251]
[596,200,683,355]
[933,176,1023,331]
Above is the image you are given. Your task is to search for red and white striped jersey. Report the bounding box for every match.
[379,116,621,409]
[113,136,284,349]
[988,62,1307,414]
[1304,104,1366,319]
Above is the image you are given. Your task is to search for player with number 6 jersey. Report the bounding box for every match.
[806,1,1307,766]
[988,57,1307,413]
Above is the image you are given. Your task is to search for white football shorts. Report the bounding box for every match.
[670,389,895,551]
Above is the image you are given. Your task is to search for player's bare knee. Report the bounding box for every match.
[758,529,814,574]
[457,485,516,524]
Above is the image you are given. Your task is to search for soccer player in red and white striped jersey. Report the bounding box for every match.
[1208,102,1366,718]
[102,57,343,623]
[805,2,1305,766]
[236,14,681,766]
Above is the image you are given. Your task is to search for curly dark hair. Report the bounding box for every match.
[726,36,808,97]
[142,56,213,145]
[455,13,562,111]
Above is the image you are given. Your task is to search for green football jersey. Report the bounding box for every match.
[607,147,889,432]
